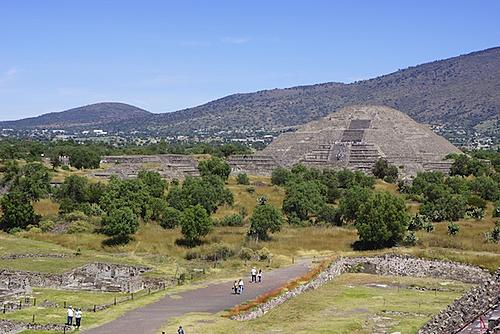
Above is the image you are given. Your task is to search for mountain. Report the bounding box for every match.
[143,47,499,135]
[1,47,499,139]
[0,102,151,130]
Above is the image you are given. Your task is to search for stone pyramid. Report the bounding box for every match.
[229,105,461,176]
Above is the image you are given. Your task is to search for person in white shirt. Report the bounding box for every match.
[75,308,82,328]
[67,306,74,326]
[251,267,257,282]
[238,279,244,293]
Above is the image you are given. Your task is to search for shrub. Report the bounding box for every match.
[422,221,434,233]
[61,165,70,171]
[257,247,272,261]
[408,214,427,231]
[39,220,55,232]
[257,195,268,205]
[447,222,460,236]
[493,201,500,218]
[28,226,42,233]
[68,220,94,234]
[486,222,500,243]
[64,211,88,222]
[246,186,256,193]
[403,231,418,246]
[237,173,250,185]
[238,247,255,261]
[219,214,244,227]
[185,243,234,261]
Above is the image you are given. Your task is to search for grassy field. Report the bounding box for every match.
[160,273,469,334]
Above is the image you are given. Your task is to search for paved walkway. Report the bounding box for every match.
[84,261,312,334]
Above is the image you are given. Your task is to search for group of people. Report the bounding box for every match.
[232,267,263,294]
[66,306,83,329]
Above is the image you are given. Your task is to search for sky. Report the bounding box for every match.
[0,0,499,121]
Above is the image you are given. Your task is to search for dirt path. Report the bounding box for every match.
[83,261,312,334]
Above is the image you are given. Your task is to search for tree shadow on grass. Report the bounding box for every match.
[102,235,132,246]
[175,238,204,248]
[352,240,392,251]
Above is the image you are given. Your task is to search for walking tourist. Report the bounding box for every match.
[178,325,185,334]
[75,308,82,329]
[233,280,239,294]
[66,305,74,326]
[257,269,263,283]
[238,279,244,293]
[251,267,257,282]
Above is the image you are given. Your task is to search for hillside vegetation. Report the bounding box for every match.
[1,47,499,140]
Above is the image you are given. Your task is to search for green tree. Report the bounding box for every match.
[49,153,61,170]
[149,197,182,228]
[372,159,399,183]
[15,162,51,201]
[271,167,291,186]
[317,205,341,226]
[198,157,231,181]
[68,148,100,169]
[248,204,284,241]
[355,192,409,249]
[420,194,467,222]
[282,181,326,220]
[236,173,250,185]
[100,177,151,218]
[0,190,39,231]
[58,175,89,203]
[180,205,213,245]
[339,186,372,223]
[167,175,233,213]
[450,154,488,177]
[101,207,139,242]
[138,170,167,198]
[470,176,500,201]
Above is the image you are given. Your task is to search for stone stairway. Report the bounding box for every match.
[347,143,381,172]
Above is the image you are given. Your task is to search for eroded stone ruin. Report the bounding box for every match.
[229,105,461,177]
[0,262,170,304]
[95,154,199,179]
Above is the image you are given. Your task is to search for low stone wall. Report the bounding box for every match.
[418,272,500,334]
[231,254,491,321]
[0,319,68,334]
[0,253,71,260]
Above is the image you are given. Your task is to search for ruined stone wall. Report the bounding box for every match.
[418,271,500,334]
[232,254,491,321]
[0,263,168,295]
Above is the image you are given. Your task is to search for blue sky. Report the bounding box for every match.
[0,0,499,121]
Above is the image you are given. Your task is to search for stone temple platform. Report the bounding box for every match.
[229,105,461,177]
